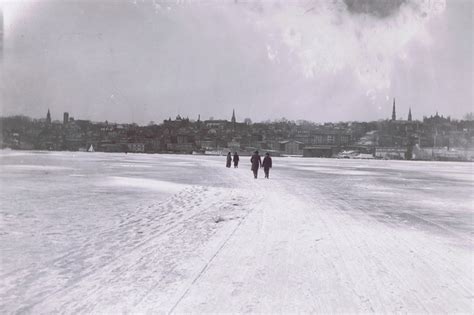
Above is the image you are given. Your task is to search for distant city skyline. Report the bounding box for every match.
[1,0,472,124]
[10,102,459,126]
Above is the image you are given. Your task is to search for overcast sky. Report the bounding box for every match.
[0,0,472,124]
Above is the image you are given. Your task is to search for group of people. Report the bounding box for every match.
[226,152,240,168]
[226,151,272,179]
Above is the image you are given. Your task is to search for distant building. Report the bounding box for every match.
[163,115,191,128]
[311,130,352,146]
[375,147,406,160]
[199,139,217,149]
[280,140,304,155]
[63,112,69,125]
[391,98,396,121]
[303,146,335,158]
[204,120,227,129]
[152,139,161,152]
[46,109,51,124]
[423,111,451,125]
[127,143,145,153]
[177,134,190,144]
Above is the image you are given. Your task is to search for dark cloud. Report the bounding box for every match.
[344,0,406,18]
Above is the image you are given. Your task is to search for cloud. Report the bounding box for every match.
[238,0,446,90]
[0,0,470,123]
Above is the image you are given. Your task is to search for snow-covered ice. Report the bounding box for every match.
[0,151,473,313]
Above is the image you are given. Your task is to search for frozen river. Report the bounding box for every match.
[0,151,473,313]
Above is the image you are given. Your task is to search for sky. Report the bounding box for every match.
[0,0,472,124]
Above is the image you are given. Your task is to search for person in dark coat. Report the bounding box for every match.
[262,152,272,179]
[226,152,232,168]
[250,150,262,179]
[233,152,240,168]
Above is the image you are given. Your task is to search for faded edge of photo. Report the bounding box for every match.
[0,8,3,61]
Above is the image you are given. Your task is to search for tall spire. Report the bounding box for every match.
[408,107,412,121]
[391,98,396,121]
[46,109,51,124]
[231,109,236,124]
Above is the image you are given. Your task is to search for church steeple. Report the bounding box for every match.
[231,109,236,124]
[408,107,412,121]
[46,109,51,124]
[391,98,396,121]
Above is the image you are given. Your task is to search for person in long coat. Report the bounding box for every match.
[233,152,240,168]
[250,151,262,179]
[226,152,232,168]
[262,152,272,179]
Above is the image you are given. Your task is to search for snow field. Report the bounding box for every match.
[0,151,472,313]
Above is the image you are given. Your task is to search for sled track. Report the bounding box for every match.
[167,205,252,314]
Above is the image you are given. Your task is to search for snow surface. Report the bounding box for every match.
[0,151,473,313]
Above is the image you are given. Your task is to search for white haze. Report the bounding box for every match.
[0,0,472,123]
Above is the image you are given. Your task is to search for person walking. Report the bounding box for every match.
[233,152,240,168]
[226,152,232,168]
[262,152,272,179]
[250,150,262,179]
